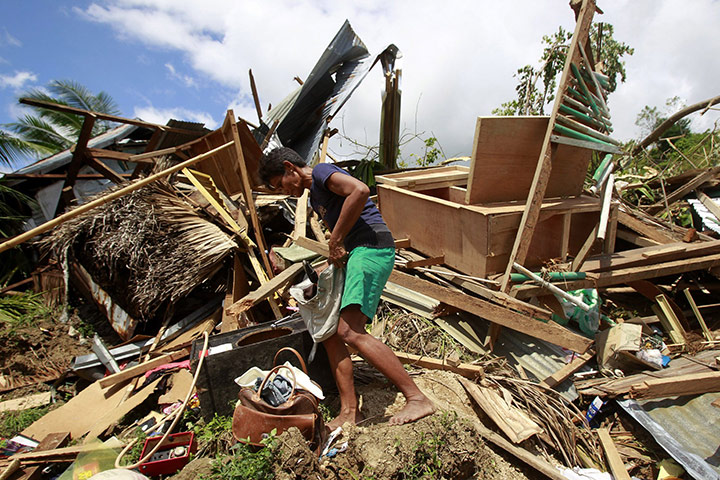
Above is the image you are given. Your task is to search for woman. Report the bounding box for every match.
[259,147,434,428]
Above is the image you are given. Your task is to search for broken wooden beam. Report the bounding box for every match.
[630,371,720,399]
[540,351,594,389]
[393,351,484,380]
[98,348,190,388]
[459,377,542,444]
[227,262,303,315]
[597,428,632,480]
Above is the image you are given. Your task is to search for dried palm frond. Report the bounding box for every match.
[41,181,236,320]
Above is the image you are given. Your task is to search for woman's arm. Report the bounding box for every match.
[325,172,370,266]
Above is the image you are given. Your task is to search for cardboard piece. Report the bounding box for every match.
[595,323,642,369]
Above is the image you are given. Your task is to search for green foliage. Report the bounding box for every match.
[494,22,633,116]
[0,406,49,437]
[0,79,120,166]
[318,402,334,424]
[350,159,384,187]
[201,432,278,480]
[400,136,444,168]
[191,413,234,457]
[120,428,148,466]
[0,290,50,333]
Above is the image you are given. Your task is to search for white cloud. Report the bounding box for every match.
[133,104,219,129]
[0,28,21,48]
[0,71,38,89]
[80,1,720,159]
[164,63,197,88]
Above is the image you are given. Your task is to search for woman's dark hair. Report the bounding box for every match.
[258,147,306,185]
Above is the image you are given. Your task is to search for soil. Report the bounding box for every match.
[0,306,93,397]
[273,369,533,480]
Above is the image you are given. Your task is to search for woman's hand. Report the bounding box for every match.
[328,238,348,268]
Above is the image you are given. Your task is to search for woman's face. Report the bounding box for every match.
[269,163,304,197]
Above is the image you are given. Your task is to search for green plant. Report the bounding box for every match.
[0,291,50,333]
[192,413,234,457]
[120,428,147,466]
[201,431,277,480]
[0,406,49,437]
[408,137,443,167]
[318,402,334,424]
[494,22,633,116]
[75,320,96,338]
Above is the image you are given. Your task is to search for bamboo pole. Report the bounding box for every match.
[0,141,234,254]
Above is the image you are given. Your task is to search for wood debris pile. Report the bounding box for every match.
[1,0,719,479]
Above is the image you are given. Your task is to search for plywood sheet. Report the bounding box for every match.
[465,116,591,204]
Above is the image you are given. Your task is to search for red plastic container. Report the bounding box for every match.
[138,431,196,477]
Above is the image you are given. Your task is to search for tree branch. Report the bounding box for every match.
[633,95,720,155]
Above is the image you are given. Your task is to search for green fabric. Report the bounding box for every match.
[341,247,395,320]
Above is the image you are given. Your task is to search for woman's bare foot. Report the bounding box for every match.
[327,409,364,430]
[389,396,436,426]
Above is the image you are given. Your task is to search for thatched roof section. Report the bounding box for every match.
[43,181,236,320]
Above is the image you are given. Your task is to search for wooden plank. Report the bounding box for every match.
[630,371,720,399]
[697,190,720,221]
[54,115,96,216]
[654,294,687,345]
[647,169,716,214]
[19,97,202,135]
[604,202,618,254]
[499,144,556,291]
[309,212,327,244]
[227,262,303,315]
[376,166,469,190]
[571,222,600,271]
[84,154,126,184]
[561,213,572,261]
[390,269,592,353]
[617,211,675,244]
[549,134,622,154]
[393,351,484,379]
[458,377,542,444]
[404,255,445,269]
[540,351,594,389]
[684,288,713,341]
[460,383,568,480]
[0,393,51,413]
[597,428,632,480]
[582,239,720,273]
[291,190,309,240]
[465,117,591,204]
[225,111,274,277]
[98,348,189,388]
[515,252,720,298]
[394,238,411,249]
[85,148,136,163]
[17,432,71,480]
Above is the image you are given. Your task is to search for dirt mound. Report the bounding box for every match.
[274,370,530,479]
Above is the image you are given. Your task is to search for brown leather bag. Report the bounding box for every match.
[231,347,324,450]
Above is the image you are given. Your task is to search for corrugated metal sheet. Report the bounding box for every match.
[493,327,588,402]
[619,394,720,480]
[11,123,139,175]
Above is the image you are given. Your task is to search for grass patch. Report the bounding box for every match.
[0,406,49,437]
[201,433,277,480]
[0,291,51,333]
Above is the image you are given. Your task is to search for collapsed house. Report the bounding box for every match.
[1,1,720,479]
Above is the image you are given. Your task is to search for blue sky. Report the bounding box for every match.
[2,1,720,172]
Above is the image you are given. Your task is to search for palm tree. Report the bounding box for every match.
[0,79,121,167]
[0,80,121,284]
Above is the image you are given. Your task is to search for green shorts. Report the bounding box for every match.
[341,247,395,320]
